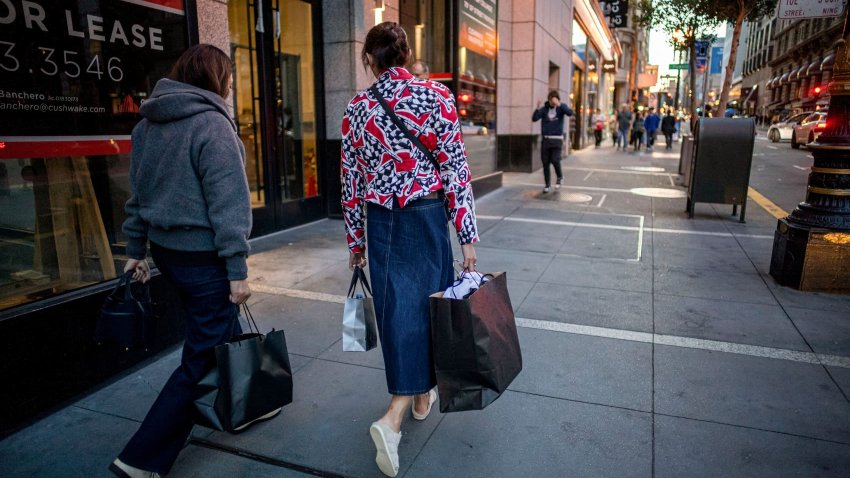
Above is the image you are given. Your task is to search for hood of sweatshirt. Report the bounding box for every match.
[139,78,236,131]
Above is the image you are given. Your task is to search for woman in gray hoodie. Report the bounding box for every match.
[110,44,252,478]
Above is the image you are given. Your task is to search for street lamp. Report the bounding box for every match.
[770,10,850,292]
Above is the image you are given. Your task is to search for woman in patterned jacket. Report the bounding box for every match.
[341,22,479,477]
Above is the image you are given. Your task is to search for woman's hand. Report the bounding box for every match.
[349,251,367,271]
[123,259,151,283]
[461,244,477,272]
[229,280,251,304]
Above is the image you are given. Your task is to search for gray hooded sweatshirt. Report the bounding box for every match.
[122,78,252,280]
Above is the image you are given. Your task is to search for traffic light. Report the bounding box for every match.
[813,86,822,96]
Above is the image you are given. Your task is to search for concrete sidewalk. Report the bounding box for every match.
[2,140,849,477]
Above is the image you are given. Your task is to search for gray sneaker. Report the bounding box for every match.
[542,187,551,193]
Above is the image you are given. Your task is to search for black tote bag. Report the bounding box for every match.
[95,271,155,350]
[429,272,523,412]
[194,305,293,433]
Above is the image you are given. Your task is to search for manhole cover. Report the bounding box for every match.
[621,166,667,172]
[630,187,687,198]
[557,192,594,203]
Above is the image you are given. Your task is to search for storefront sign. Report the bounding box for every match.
[0,0,189,158]
[459,0,497,59]
[778,0,846,19]
[710,46,723,75]
[602,59,616,73]
[599,1,628,29]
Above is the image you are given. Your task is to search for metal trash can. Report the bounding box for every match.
[686,118,756,222]
[678,134,694,186]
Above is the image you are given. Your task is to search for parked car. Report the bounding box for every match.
[791,111,828,149]
[461,121,489,136]
[768,112,812,142]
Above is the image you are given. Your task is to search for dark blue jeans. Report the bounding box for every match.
[118,248,240,474]
[367,198,454,395]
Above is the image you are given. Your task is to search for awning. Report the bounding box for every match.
[789,66,802,82]
[796,65,809,81]
[806,58,822,76]
[822,54,836,72]
[779,72,790,85]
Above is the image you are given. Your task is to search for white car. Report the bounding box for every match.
[768,112,812,142]
[791,111,828,149]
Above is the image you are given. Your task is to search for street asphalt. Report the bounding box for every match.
[2,129,849,477]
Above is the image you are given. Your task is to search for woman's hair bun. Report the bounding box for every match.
[362,22,410,71]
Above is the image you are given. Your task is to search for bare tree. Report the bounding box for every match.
[701,0,778,117]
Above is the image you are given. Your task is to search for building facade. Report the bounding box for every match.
[496,0,619,171]
[741,13,775,122]
[611,7,649,110]
[766,14,843,119]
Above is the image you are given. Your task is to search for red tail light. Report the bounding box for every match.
[816,122,826,130]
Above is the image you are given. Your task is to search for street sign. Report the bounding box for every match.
[599,1,629,28]
[669,63,688,70]
[779,0,847,19]
[695,40,710,60]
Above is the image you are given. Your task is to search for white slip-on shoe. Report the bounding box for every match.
[412,389,437,421]
[109,459,161,478]
[370,421,401,477]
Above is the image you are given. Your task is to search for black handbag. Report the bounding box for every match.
[95,271,155,350]
[429,272,522,412]
[194,304,294,433]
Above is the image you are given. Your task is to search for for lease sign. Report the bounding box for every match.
[778,0,847,19]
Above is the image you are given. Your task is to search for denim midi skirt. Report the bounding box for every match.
[367,197,455,395]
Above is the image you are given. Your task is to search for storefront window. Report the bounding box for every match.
[229,0,319,208]
[399,0,448,75]
[0,0,188,312]
[585,43,600,143]
[457,0,497,176]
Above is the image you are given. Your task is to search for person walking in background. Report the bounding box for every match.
[340,22,479,477]
[410,60,430,80]
[631,110,646,153]
[111,44,252,478]
[609,113,618,146]
[644,107,660,152]
[592,108,606,148]
[661,108,676,150]
[616,104,632,151]
[532,90,574,193]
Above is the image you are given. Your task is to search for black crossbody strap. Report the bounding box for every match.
[369,84,441,173]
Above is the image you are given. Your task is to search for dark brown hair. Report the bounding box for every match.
[168,44,232,98]
[361,22,411,71]
[548,90,560,101]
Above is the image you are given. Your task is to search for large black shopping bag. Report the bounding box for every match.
[194,305,293,433]
[95,271,155,350]
[429,272,522,412]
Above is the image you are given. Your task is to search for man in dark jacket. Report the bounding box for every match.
[661,108,677,150]
[532,91,574,193]
[616,105,632,151]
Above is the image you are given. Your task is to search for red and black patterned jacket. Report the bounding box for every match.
[340,67,478,253]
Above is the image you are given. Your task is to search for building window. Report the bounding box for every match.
[0,0,189,312]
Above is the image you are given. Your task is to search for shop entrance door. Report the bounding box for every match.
[571,64,584,151]
[229,0,325,237]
